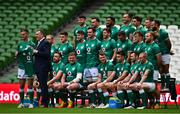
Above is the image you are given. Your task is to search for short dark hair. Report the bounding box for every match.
[68,52,76,57]
[107,16,115,23]
[77,30,85,35]
[116,51,125,56]
[92,17,100,22]
[103,28,111,34]
[134,31,143,37]
[60,32,68,36]
[54,51,62,58]
[79,15,86,19]
[146,16,154,22]
[88,27,96,33]
[154,19,161,26]
[20,28,29,33]
[99,50,106,56]
[118,30,126,36]
[133,16,142,23]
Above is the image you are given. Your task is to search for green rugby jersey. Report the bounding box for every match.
[98,61,114,81]
[86,38,101,68]
[145,42,161,70]
[75,40,86,68]
[100,38,116,60]
[56,42,74,64]
[138,61,154,82]
[63,62,83,82]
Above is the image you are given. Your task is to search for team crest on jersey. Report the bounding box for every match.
[68,71,72,76]
[53,71,56,76]
[91,44,94,47]
[122,45,125,48]
[102,48,106,52]
[118,48,122,51]
[100,68,103,71]
[117,68,120,71]
[117,44,120,46]
[140,71,143,76]
[72,67,75,71]
[77,50,80,54]
[87,48,90,52]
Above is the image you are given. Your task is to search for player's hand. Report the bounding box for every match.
[136,83,141,89]
[113,80,117,84]
[125,82,130,87]
[33,49,38,54]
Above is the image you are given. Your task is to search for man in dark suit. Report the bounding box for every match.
[34,30,51,107]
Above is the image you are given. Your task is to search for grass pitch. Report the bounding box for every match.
[0,104,179,114]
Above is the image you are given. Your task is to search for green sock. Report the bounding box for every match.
[19,89,24,104]
[161,74,166,88]
[69,92,75,103]
[48,88,54,104]
[59,90,68,103]
[139,89,148,107]
[127,90,134,105]
[36,88,41,102]
[27,89,34,104]
[89,90,96,104]
[103,92,109,104]
[98,89,105,104]
[117,90,125,104]
[55,91,59,104]
[165,73,170,88]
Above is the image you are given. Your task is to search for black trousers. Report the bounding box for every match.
[37,70,49,106]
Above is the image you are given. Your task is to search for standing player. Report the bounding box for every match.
[145,32,162,108]
[106,16,119,41]
[119,13,136,40]
[100,28,116,61]
[151,20,172,89]
[116,31,132,57]
[75,30,87,69]
[144,17,153,32]
[91,17,103,41]
[57,32,74,64]
[132,16,147,37]
[46,35,57,61]
[16,29,36,108]
[73,16,89,47]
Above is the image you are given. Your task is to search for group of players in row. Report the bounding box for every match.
[16,12,172,109]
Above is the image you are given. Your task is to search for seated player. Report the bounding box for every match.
[61,52,83,108]
[47,52,65,108]
[127,52,155,109]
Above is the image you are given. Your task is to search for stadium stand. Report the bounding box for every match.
[0,0,86,72]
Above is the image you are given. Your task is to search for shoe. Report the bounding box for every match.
[154,103,161,109]
[86,104,96,108]
[55,103,59,108]
[102,104,109,108]
[28,104,34,108]
[40,104,48,108]
[96,103,105,108]
[57,101,67,108]
[49,103,55,108]
[124,105,134,109]
[77,104,84,108]
[137,106,146,109]
[17,103,24,108]
[67,101,74,108]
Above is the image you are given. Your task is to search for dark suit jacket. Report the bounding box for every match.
[34,38,51,73]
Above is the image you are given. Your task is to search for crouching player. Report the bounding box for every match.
[47,52,65,108]
[61,52,83,108]
[127,52,155,109]
[95,51,115,108]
